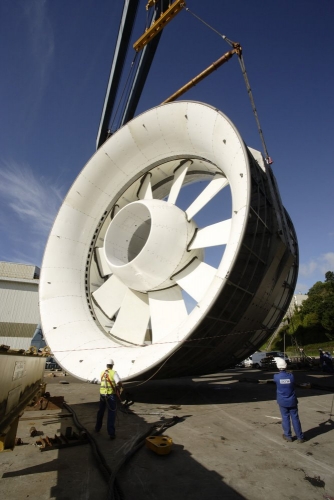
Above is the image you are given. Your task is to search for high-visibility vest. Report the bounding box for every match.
[100,369,116,395]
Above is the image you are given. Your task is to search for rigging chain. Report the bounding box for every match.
[185,7,272,164]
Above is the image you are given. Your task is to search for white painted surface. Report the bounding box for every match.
[40,102,252,381]
[95,247,112,278]
[110,288,150,345]
[148,287,188,342]
[173,259,217,302]
[189,219,232,249]
[168,161,190,205]
[92,274,127,319]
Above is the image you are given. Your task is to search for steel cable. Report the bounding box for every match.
[185,6,271,162]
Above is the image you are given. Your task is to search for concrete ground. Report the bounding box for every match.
[0,367,333,500]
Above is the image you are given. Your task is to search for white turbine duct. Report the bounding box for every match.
[39,101,298,382]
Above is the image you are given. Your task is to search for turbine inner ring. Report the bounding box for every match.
[104,199,197,292]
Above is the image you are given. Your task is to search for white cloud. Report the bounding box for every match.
[0,160,64,232]
[31,3,54,87]
[320,252,334,272]
[0,160,65,265]
[299,260,318,277]
[20,1,55,126]
[294,282,310,294]
[25,0,55,69]
[299,252,334,278]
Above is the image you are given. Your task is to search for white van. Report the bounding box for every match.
[251,352,267,368]
[251,351,290,369]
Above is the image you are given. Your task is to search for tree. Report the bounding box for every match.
[325,271,334,283]
[299,271,334,333]
[322,296,334,333]
[270,273,334,351]
[302,312,319,328]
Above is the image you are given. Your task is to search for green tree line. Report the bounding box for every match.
[273,271,334,351]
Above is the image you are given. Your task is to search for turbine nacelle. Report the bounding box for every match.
[104,199,201,292]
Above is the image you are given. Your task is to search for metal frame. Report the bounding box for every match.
[96,0,171,149]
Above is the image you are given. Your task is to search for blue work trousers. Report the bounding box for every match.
[95,394,117,437]
[279,405,304,440]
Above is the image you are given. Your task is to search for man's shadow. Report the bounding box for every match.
[304,413,334,440]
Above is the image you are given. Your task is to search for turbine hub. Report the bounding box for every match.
[104,199,198,291]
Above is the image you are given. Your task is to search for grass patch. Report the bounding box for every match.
[284,342,334,358]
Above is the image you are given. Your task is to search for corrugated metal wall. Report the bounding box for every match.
[0,323,37,350]
[0,282,40,323]
[0,261,40,280]
[0,276,40,350]
[0,337,32,350]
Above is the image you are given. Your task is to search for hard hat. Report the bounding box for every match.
[107,359,114,365]
[275,357,287,369]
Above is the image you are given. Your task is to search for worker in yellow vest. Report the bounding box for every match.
[95,359,122,439]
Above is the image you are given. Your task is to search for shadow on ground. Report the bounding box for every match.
[1,385,247,499]
[123,368,334,406]
[1,369,333,500]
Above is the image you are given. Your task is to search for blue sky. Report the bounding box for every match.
[0,0,333,294]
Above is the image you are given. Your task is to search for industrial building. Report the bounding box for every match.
[0,261,40,350]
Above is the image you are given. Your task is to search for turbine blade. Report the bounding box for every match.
[148,286,188,342]
[167,161,190,204]
[111,289,150,345]
[95,247,112,277]
[186,174,228,220]
[189,219,232,249]
[138,174,153,199]
[173,259,217,302]
[92,274,127,318]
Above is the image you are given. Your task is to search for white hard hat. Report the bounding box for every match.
[107,359,114,365]
[275,357,287,369]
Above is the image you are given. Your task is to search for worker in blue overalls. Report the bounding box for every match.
[95,359,122,439]
[273,357,306,443]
